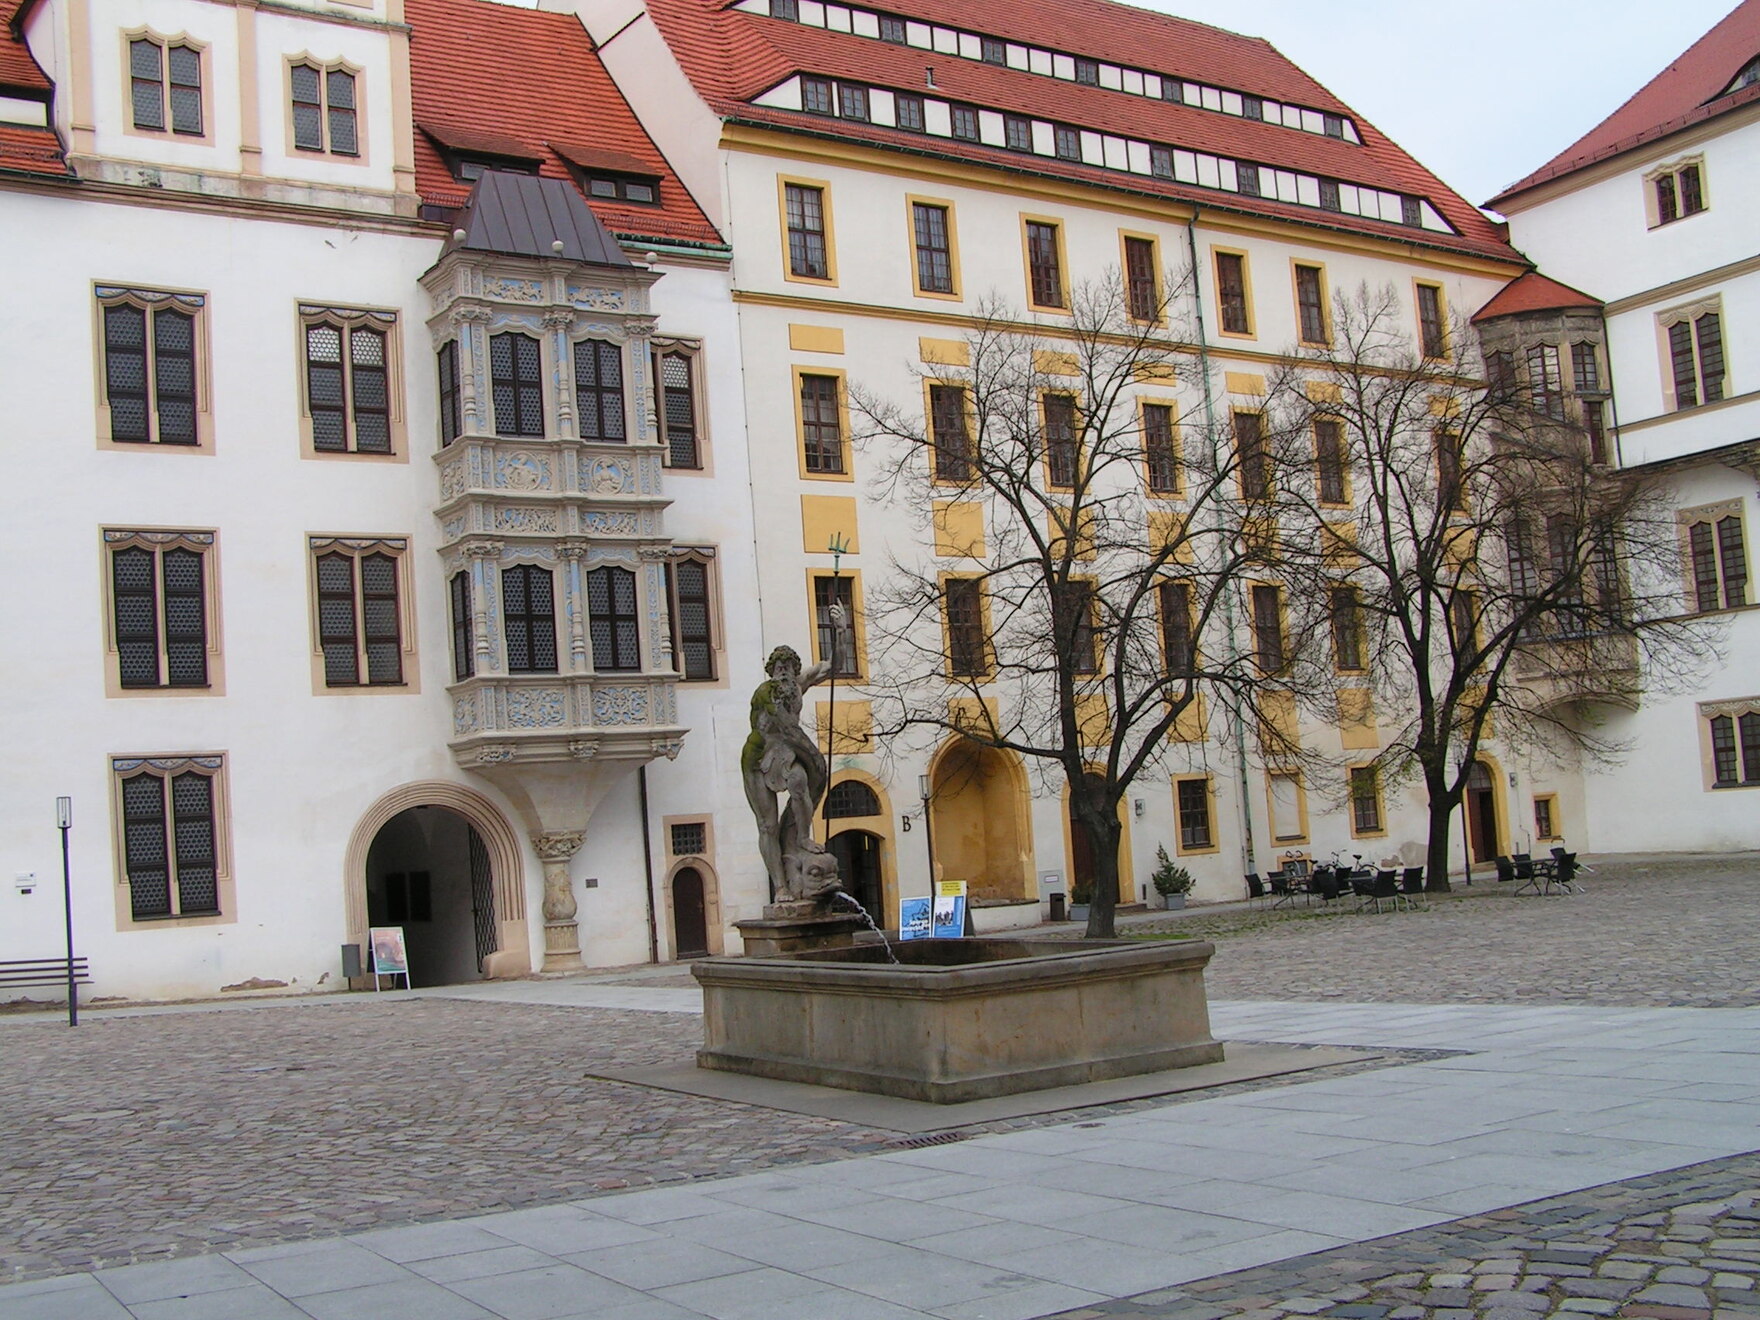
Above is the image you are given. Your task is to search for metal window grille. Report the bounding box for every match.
[1251,584,1284,672]
[1026,222,1063,307]
[574,339,626,442]
[152,307,197,443]
[325,69,357,155]
[1216,253,1248,334]
[814,575,858,676]
[112,547,162,687]
[800,374,844,473]
[1417,285,1446,358]
[1315,418,1346,503]
[1044,394,1078,487]
[670,822,708,855]
[1160,581,1193,675]
[316,552,360,685]
[1295,265,1326,342]
[121,766,219,920]
[657,350,700,467]
[670,559,715,681]
[360,553,402,684]
[1125,237,1157,321]
[825,781,880,818]
[587,566,641,671]
[491,332,544,436]
[161,548,207,685]
[450,571,473,681]
[930,384,971,481]
[784,183,829,279]
[945,578,986,675]
[291,63,323,150]
[167,44,201,134]
[307,320,390,453]
[502,565,558,674]
[316,548,402,686]
[1176,779,1211,850]
[913,203,953,293]
[104,303,151,441]
[437,340,460,445]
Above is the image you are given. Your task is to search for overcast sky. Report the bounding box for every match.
[1141,0,1738,212]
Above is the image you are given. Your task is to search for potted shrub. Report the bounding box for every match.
[1068,875,1092,923]
[1151,847,1194,910]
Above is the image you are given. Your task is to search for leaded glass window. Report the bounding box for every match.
[574,339,626,442]
[130,38,202,135]
[291,61,357,155]
[491,332,544,436]
[502,565,558,674]
[314,543,404,686]
[450,571,473,681]
[304,311,393,454]
[118,760,222,920]
[655,349,700,467]
[101,291,204,446]
[669,558,715,681]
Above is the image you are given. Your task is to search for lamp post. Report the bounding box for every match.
[56,796,76,1027]
[918,773,934,894]
[821,532,849,844]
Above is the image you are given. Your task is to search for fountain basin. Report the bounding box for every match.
[693,937,1223,1103]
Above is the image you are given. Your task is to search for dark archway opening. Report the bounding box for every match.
[829,829,885,924]
[1466,761,1500,863]
[672,867,710,959]
[365,806,495,987]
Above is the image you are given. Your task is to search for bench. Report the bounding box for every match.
[1,957,91,998]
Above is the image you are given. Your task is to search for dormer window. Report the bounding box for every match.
[1720,54,1760,97]
[581,173,660,205]
[448,152,539,184]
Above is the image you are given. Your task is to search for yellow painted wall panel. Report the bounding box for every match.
[788,323,846,353]
[801,495,860,554]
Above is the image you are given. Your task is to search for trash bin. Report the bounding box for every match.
[1048,892,1066,923]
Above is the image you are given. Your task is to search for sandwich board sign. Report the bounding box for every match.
[900,880,967,940]
[368,925,410,989]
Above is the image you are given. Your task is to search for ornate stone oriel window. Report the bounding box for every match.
[309,537,414,690]
[128,33,203,136]
[502,564,559,673]
[103,530,218,694]
[301,306,398,456]
[111,754,229,923]
[290,59,359,156]
[490,331,545,436]
[96,287,208,449]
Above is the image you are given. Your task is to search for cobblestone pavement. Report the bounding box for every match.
[0,999,898,1284]
[1045,1151,1760,1320]
[1139,855,1760,1009]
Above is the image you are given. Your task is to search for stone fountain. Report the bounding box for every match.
[698,614,1222,1103]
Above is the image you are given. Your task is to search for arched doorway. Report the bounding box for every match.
[364,806,496,987]
[929,740,1032,901]
[1465,761,1501,862]
[824,774,896,925]
[828,830,885,920]
[672,866,710,959]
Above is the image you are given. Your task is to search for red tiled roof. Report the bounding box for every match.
[2,0,53,95]
[0,122,66,175]
[1470,271,1602,324]
[645,0,1517,261]
[1488,0,1760,206]
[405,0,722,247]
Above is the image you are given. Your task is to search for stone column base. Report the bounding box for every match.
[542,919,585,972]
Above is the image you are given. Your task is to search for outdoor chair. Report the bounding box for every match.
[1348,869,1376,900]
[1365,869,1408,913]
[1268,870,1298,908]
[1245,873,1268,907]
[1495,855,1516,884]
[1513,853,1541,895]
[1310,867,1341,903]
[1553,852,1581,894]
[1400,866,1426,904]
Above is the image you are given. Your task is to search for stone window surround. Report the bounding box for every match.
[1697,696,1760,791]
[1348,762,1387,838]
[1644,152,1708,229]
[1676,497,1750,615]
[298,303,406,461]
[1172,774,1219,856]
[304,534,420,694]
[100,528,226,698]
[651,337,711,476]
[93,284,214,452]
[108,752,236,932]
[1655,295,1728,412]
[667,546,726,687]
[283,53,368,165]
[121,27,213,145]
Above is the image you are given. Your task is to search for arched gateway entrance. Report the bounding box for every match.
[345,782,530,985]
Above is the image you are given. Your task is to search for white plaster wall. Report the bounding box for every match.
[1496,114,1760,304]
[250,9,399,193]
[85,0,244,168]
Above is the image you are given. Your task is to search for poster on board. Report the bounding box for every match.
[368,925,410,984]
[898,897,933,941]
[932,880,967,938]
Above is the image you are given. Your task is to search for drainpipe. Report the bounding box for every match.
[638,765,660,964]
[1184,209,1257,876]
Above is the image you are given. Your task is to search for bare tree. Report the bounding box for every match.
[1264,283,1717,891]
[850,277,1326,937]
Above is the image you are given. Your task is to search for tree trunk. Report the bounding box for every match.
[1423,778,1458,893]
[1083,821,1123,938]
